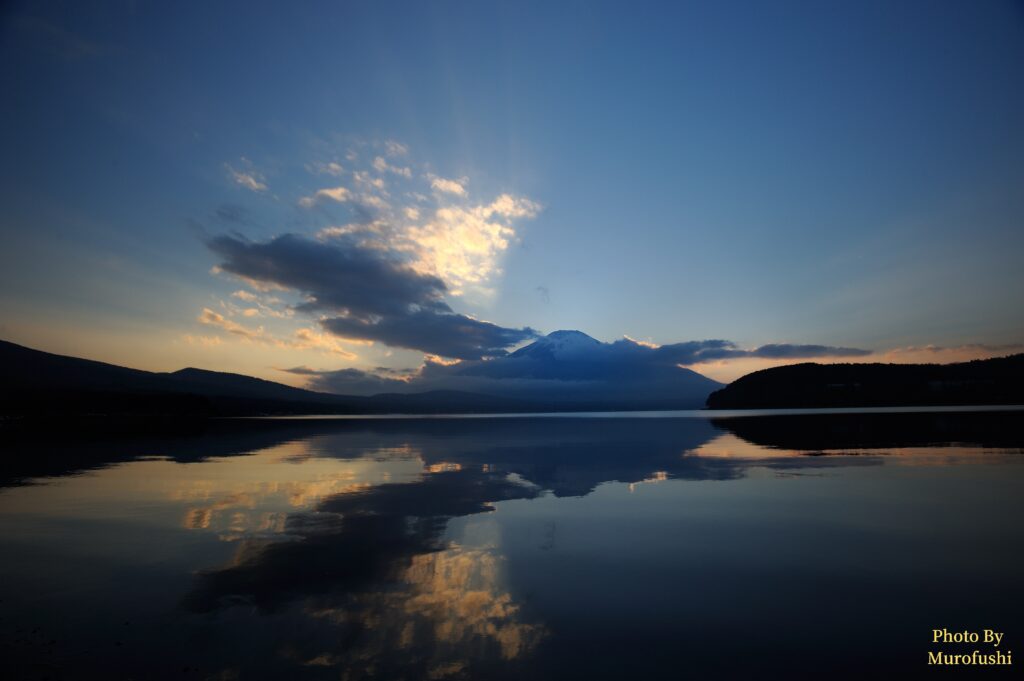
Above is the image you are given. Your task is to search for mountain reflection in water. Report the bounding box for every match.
[0,410,1022,679]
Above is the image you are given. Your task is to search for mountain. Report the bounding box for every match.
[0,339,355,416]
[0,336,721,417]
[396,330,724,409]
[705,354,1024,409]
[510,329,604,359]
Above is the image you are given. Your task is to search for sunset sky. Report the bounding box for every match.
[1,1,1022,387]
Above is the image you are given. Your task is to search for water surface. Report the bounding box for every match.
[1,410,1022,679]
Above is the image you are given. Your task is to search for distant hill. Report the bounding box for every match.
[0,338,715,417]
[0,340,541,416]
[706,354,1024,409]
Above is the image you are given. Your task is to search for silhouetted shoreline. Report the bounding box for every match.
[706,354,1024,409]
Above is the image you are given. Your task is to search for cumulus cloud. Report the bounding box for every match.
[299,186,352,207]
[428,175,467,196]
[373,156,412,178]
[294,146,538,300]
[353,170,385,190]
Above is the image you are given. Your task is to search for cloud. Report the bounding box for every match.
[182,334,224,347]
[486,194,541,219]
[373,156,412,178]
[229,290,292,319]
[309,161,345,176]
[353,170,385,190]
[293,145,539,300]
[299,186,351,207]
[208,140,541,360]
[226,159,268,191]
[644,340,872,364]
[745,343,873,359]
[208,233,447,318]
[323,310,537,360]
[199,307,266,341]
[384,140,408,157]
[404,194,540,294]
[428,175,467,196]
[197,307,357,359]
[206,232,536,359]
[290,328,360,358]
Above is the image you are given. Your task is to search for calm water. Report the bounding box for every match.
[1,410,1022,679]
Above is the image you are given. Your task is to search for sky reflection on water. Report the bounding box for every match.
[1,411,1022,679]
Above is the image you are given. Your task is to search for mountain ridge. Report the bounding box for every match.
[0,336,720,416]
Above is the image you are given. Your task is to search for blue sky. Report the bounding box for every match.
[1,0,1022,385]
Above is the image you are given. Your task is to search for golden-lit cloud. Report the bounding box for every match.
[197,307,358,360]
[199,307,266,341]
[304,541,547,675]
[207,141,541,363]
[293,145,540,301]
[623,335,659,349]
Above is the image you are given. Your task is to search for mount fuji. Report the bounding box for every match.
[360,329,726,410]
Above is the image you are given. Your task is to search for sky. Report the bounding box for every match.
[1,0,1022,387]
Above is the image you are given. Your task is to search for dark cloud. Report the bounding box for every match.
[207,233,535,358]
[323,310,537,360]
[648,340,872,364]
[748,343,872,359]
[207,233,448,318]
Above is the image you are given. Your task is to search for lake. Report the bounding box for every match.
[1,408,1022,679]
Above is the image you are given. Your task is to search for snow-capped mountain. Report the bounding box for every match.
[510,329,604,359]
[424,329,726,408]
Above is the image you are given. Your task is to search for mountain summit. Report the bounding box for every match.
[511,330,603,359]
